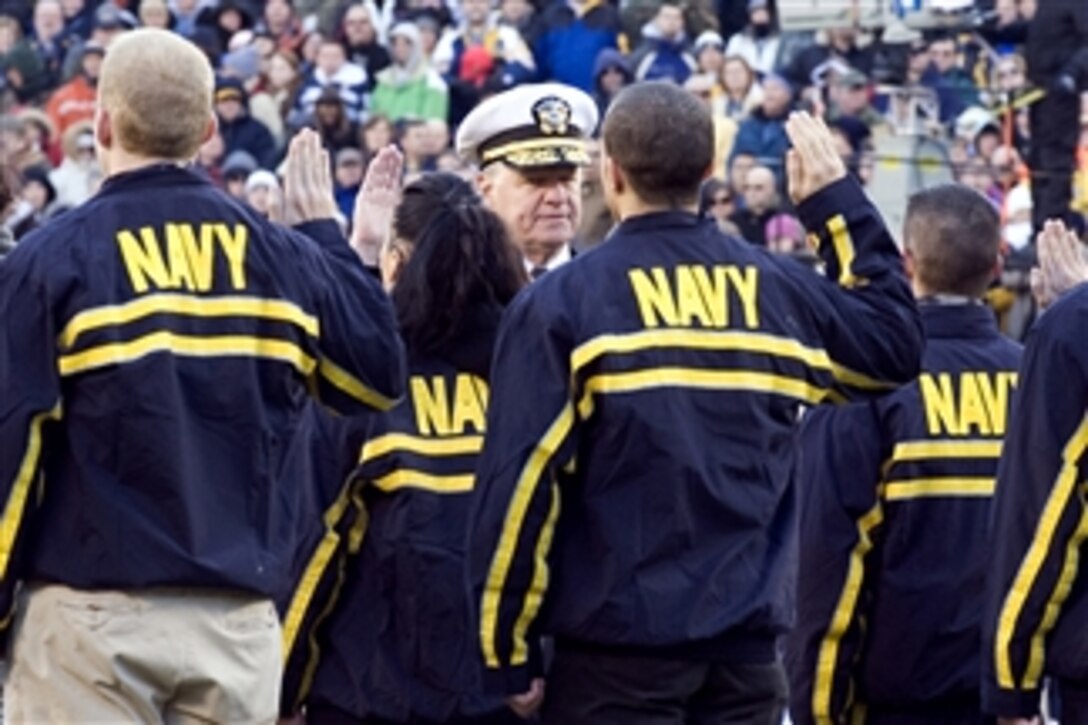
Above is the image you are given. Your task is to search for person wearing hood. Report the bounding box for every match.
[338,2,391,79]
[10,165,57,240]
[223,41,287,147]
[593,47,631,117]
[724,0,780,76]
[220,148,259,199]
[294,39,370,123]
[0,15,52,104]
[198,0,256,53]
[215,76,279,170]
[49,121,101,209]
[371,22,449,124]
[629,2,696,84]
[46,41,102,137]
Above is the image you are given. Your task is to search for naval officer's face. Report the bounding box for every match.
[479,163,582,257]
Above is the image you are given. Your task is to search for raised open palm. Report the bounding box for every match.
[351,145,404,266]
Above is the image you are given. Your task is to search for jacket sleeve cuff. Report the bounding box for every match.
[293,219,347,252]
[482,664,533,696]
[982,685,1042,718]
[795,176,867,239]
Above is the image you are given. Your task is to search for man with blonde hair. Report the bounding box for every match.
[0,29,405,722]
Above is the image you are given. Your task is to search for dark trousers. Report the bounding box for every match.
[1029,91,1080,232]
[541,644,787,725]
[306,702,522,725]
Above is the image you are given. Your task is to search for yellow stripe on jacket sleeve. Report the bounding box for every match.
[511,482,562,665]
[827,214,859,289]
[995,413,1088,689]
[891,440,1004,462]
[281,483,356,660]
[480,404,575,669]
[0,401,63,580]
[318,357,397,411]
[812,497,884,724]
[372,469,475,494]
[57,294,320,350]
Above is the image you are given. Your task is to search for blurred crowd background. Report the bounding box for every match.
[2,0,1087,338]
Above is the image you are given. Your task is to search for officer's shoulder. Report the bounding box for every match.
[2,201,101,271]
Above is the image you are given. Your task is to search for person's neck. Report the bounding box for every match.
[466,20,487,36]
[522,242,564,268]
[104,152,185,180]
[614,197,696,222]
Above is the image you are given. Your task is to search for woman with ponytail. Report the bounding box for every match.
[291,167,527,725]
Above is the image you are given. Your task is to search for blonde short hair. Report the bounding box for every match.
[98,29,214,160]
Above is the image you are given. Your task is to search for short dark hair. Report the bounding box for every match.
[602,81,713,207]
[392,173,527,357]
[904,184,1000,298]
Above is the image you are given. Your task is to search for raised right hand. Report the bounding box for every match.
[784,111,848,206]
[1030,219,1088,310]
[351,145,404,266]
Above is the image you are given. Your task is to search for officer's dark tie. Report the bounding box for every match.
[530,267,547,280]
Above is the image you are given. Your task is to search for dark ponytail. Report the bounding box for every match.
[391,173,527,357]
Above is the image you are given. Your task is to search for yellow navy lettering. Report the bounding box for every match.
[117,222,249,294]
[411,373,489,436]
[628,265,760,329]
[919,371,1018,437]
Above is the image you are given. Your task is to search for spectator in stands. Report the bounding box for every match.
[435,0,535,125]
[785,26,874,91]
[215,76,279,169]
[764,212,807,257]
[410,11,444,60]
[992,144,1033,250]
[45,41,99,137]
[724,0,779,77]
[243,169,281,219]
[224,42,286,146]
[170,0,207,38]
[370,22,449,123]
[828,116,871,186]
[0,116,47,174]
[922,34,979,124]
[956,156,1001,207]
[60,0,93,40]
[827,69,885,134]
[0,15,51,104]
[203,0,256,53]
[361,113,394,156]
[295,39,369,123]
[10,165,56,239]
[694,31,724,78]
[194,129,225,185]
[139,0,174,30]
[731,73,792,181]
[339,2,390,78]
[265,49,304,125]
[991,52,1027,95]
[630,2,695,85]
[257,0,305,54]
[593,47,631,117]
[29,0,73,91]
[62,4,135,81]
[729,164,778,245]
[333,146,365,219]
[221,149,258,199]
[398,118,433,174]
[698,177,740,235]
[16,108,59,166]
[313,86,360,153]
[728,151,755,205]
[49,121,99,209]
[532,0,622,93]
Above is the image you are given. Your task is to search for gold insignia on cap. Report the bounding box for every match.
[532,96,573,136]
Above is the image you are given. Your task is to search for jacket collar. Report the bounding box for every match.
[919,300,1002,340]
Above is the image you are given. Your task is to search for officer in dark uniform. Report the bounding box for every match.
[786,184,1021,725]
[983,219,1088,725]
[465,82,924,723]
[281,173,528,724]
[0,29,404,721]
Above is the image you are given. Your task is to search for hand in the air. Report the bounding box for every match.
[506,677,545,719]
[1030,219,1088,310]
[351,145,404,266]
[784,111,848,206]
[282,129,339,226]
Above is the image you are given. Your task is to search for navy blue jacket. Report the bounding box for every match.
[466,177,924,695]
[283,311,507,721]
[0,164,405,633]
[786,303,1022,723]
[983,285,1088,718]
[532,0,622,93]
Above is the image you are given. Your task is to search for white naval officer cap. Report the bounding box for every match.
[455,83,599,170]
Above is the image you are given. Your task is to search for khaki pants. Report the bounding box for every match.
[5,584,282,724]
